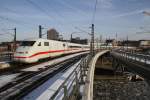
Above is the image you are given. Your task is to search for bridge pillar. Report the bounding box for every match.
[112,58,124,75]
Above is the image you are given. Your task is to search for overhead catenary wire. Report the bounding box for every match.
[0,15,34,29]
[57,0,88,16]
[26,0,52,19]
[1,6,19,15]
[49,0,89,29]
[44,0,65,26]
[0,16,25,26]
[26,0,63,27]
[0,5,37,29]
[92,0,98,24]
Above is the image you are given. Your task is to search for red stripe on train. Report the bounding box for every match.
[14,49,80,59]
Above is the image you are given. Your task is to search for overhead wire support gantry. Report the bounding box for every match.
[90,0,98,56]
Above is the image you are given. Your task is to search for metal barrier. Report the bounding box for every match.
[50,55,91,100]
[111,50,150,65]
[111,50,150,85]
[82,50,110,100]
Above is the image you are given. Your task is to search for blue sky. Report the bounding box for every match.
[0,0,150,42]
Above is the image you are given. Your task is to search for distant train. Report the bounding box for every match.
[13,39,89,63]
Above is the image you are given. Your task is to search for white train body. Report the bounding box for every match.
[13,39,89,63]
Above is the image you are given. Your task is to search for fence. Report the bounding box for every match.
[50,55,91,100]
[111,50,150,65]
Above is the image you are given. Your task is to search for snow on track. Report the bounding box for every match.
[23,60,81,100]
[0,73,20,88]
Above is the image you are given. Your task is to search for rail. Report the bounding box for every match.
[0,54,87,100]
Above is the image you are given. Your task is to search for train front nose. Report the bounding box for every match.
[13,52,27,62]
[13,47,30,62]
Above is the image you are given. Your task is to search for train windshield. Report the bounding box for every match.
[20,41,35,46]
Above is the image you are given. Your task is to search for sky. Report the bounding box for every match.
[0,0,150,42]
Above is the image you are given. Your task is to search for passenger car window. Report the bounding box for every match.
[63,44,65,47]
[20,41,35,46]
[38,42,41,46]
[44,42,49,46]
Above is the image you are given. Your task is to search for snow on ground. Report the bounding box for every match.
[0,61,11,64]
[22,52,88,72]
[0,73,20,88]
[23,60,81,100]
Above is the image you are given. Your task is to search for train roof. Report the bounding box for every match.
[21,38,89,46]
[22,38,58,42]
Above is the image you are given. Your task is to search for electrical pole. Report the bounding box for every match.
[127,35,128,51]
[100,35,102,50]
[70,34,73,42]
[116,33,118,46]
[91,24,94,56]
[14,28,16,51]
[39,25,43,38]
[11,27,17,51]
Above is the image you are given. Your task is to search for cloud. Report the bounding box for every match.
[111,9,145,18]
[99,0,113,9]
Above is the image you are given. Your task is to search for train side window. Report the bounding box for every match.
[44,42,49,46]
[38,42,41,46]
[63,44,65,47]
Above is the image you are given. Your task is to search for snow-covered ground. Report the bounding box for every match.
[0,73,20,88]
[23,60,81,100]
[21,52,88,72]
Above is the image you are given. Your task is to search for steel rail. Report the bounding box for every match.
[0,54,87,100]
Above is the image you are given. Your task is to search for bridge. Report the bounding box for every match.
[82,50,150,100]
[0,49,150,100]
[110,50,150,83]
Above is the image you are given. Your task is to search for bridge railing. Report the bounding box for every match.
[50,55,90,100]
[111,50,150,65]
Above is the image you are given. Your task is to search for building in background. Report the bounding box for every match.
[71,37,88,44]
[139,40,150,48]
[122,40,140,47]
[47,28,59,40]
[105,39,117,46]
[0,41,21,52]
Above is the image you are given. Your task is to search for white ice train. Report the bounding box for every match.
[13,39,89,63]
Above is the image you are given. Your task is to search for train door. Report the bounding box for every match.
[49,41,55,57]
[48,41,52,57]
[44,41,50,58]
[63,42,68,54]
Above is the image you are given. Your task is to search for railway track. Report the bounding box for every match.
[0,54,86,100]
[0,52,88,74]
